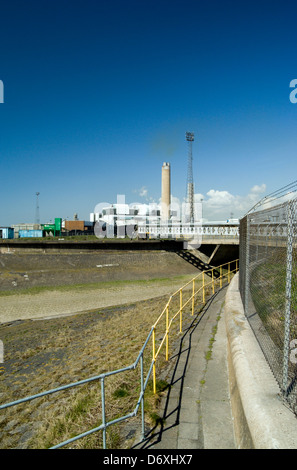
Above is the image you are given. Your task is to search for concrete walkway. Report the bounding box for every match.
[133,273,297,450]
[134,286,236,449]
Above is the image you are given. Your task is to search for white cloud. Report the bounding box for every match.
[200,184,267,220]
[132,183,268,221]
[133,186,149,199]
[250,184,266,194]
[205,189,235,207]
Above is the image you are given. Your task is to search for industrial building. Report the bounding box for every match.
[11,223,41,238]
[90,202,161,238]
[42,218,62,236]
[90,162,183,238]
[63,219,94,234]
[5,218,95,239]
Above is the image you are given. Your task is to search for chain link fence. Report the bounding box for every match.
[239,192,297,414]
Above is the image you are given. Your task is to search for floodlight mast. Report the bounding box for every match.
[186,132,195,224]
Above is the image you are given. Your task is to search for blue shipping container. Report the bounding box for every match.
[0,227,14,239]
[19,230,43,238]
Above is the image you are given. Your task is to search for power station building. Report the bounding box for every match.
[90,162,178,237]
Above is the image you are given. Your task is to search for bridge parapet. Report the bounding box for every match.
[137,223,239,244]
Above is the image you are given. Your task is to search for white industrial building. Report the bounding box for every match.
[90,162,204,239]
[90,201,164,238]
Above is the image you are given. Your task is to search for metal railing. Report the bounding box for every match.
[0,331,154,449]
[151,259,238,393]
[0,260,238,449]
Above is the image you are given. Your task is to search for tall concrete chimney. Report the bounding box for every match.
[161,162,171,220]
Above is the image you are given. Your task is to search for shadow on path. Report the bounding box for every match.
[175,250,220,278]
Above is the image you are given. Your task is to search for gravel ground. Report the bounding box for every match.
[0,278,193,324]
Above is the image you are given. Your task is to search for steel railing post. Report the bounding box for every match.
[192,279,195,315]
[152,328,156,394]
[140,354,145,439]
[166,305,169,360]
[101,377,106,449]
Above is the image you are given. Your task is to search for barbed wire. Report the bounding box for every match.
[245,180,297,216]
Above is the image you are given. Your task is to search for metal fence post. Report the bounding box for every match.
[282,200,294,396]
[244,215,250,315]
[254,223,259,261]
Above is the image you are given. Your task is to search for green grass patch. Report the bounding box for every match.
[205,324,218,361]
[113,386,130,399]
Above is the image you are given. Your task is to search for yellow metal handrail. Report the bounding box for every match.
[151,259,239,393]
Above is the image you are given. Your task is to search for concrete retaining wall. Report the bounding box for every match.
[225,273,297,449]
[0,239,184,252]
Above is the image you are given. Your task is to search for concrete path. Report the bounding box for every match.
[133,286,236,449]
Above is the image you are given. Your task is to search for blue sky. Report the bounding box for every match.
[1,0,297,225]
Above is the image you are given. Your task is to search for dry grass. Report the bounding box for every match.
[0,270,227,449]
[0,291,192,449]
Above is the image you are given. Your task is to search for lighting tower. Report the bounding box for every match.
[35,192,40,225]
[186,132,195,223]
